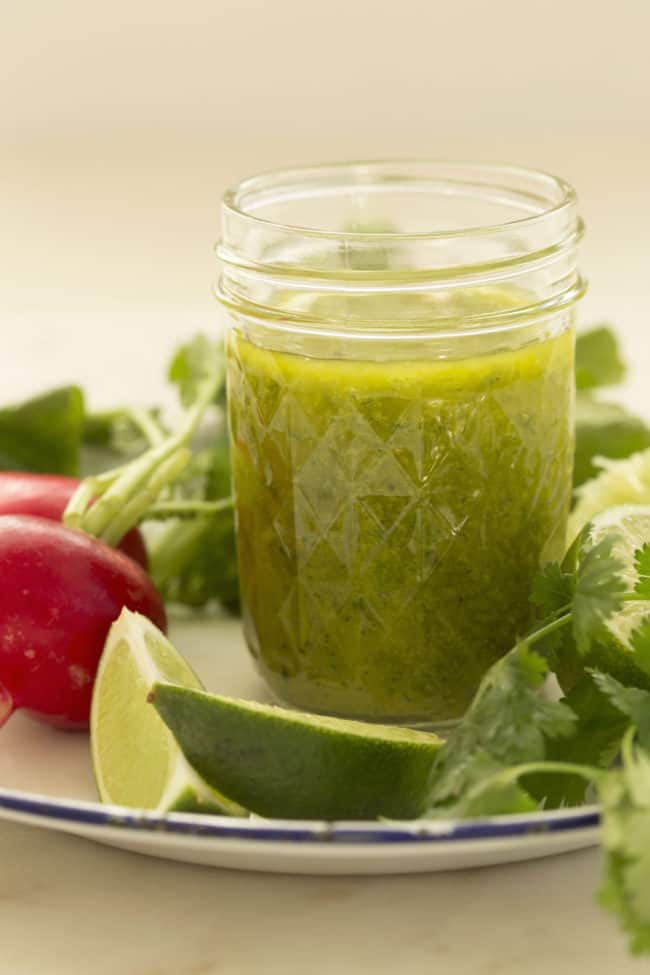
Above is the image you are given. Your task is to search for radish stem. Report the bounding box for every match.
[62,359,223,543]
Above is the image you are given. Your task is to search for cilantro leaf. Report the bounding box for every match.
[168,335,226,408]
[426,643,576,815]
[590,672,650,749]
[575,325,626,390]
[572,536,626,654]
[428,751,540,819]
[527,676,628,807]
[0,386,85,476]
[530,562,574,617]
[574,394,650,488]
[598,732,650,954]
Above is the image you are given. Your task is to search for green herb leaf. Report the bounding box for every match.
[168,335,226,408]
[527,676,628,807]
[428,751,540,818]
[426,643,576,815]
[572,537,627,654]
[146,433,239,611]
[427,531,635,818]
[0,386,85,476]
[591,672,650,749]
[575,325,626,390]
[530,562,574,617]
[149,506,239,611]
[574,394,650,488]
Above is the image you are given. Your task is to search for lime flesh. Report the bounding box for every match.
[569,447,650,545]
[90,609,242,815]
[150,683,443,820]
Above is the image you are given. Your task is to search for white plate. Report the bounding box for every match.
[0,615,600,874]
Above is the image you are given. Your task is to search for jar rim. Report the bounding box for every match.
[221,159,577,243]
[217,160,585,335]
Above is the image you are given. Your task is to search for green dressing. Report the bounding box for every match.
[227,313,574,721]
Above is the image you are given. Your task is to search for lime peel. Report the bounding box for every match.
[150,682,443,821]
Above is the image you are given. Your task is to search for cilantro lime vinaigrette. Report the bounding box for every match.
[217,162,585,723]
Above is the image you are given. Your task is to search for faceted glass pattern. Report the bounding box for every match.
[227,328,574,722]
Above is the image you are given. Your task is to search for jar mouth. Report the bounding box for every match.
[221,159,577,244]
[217,160,585,334]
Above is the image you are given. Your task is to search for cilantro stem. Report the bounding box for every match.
[63,357,223,544]
[491,760,603,788]
[526,612,572,647]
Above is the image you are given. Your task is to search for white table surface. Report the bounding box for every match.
[1,131,649,974]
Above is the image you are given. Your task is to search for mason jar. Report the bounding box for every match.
[216,161,584,724]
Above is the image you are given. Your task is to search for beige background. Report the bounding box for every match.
[3,0,649,132]
[2,0,650,410]
[1,3,650,973]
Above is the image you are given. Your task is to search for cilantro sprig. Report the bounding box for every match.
[425,642,576,817]
[424,534,650,954]
[426,538,630,815]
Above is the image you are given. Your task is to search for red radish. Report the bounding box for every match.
[0,472,148,568]
[0,515,166,730]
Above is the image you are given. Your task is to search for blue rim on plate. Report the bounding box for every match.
[0,787,600,844]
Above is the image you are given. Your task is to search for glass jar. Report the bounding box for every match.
[216,161,584,724]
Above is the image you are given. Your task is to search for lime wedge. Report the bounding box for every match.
[557,504,650,692]
[569,447,650,544]
[91,609,243,816]
[149,684,443,820]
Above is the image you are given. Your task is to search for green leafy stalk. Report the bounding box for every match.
[146,432,239,611]
[61,334,240,611]
[63,339,225,547]
[87,447,193,546]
